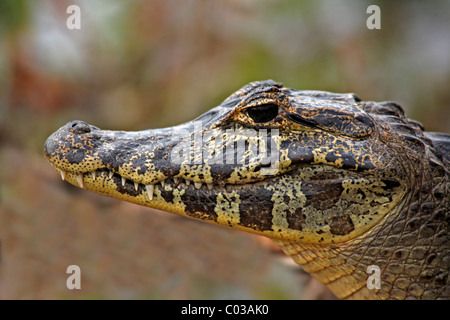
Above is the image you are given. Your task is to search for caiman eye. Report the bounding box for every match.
[247,104,279,123]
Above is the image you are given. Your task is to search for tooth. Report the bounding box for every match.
[92,171,97,180]
[109,171,114,179]
[173,177,179,183]
[121,177,126,186]
[194,182,202,189]
[77,174,84,189]
[134,182,139,191]
[207,183,213,190]
[161,180,165,187]
[60,170,66,181]
[146,184,154,200]
[185,179,191,185]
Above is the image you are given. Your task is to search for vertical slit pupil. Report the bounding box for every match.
[247,104,279,123]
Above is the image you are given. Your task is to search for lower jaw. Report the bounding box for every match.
[52,164,387,245]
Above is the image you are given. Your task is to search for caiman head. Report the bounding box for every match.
[44,80,420,244]
[44,80,450,299]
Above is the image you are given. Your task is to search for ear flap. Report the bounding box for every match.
[289,104,375,138]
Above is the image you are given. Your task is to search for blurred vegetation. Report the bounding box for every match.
[0,0,449,299]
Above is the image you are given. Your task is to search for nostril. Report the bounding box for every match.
[68,121,91,134]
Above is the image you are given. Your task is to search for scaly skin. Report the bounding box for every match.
[44,80,449,299]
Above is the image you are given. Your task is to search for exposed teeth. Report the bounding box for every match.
[62,168,220,194]
[77,174,84,189]
[146,184,154,200]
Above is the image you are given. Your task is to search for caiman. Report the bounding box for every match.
[44,80,449,299]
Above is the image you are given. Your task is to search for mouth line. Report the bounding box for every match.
[54,163,353,202]
[56,167,274,201]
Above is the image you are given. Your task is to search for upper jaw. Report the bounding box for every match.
[44,115,377,195]
[44,115,287,186]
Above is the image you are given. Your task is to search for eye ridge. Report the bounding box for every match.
[247,104,279,123]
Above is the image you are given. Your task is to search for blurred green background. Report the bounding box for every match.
[0,0,449,299]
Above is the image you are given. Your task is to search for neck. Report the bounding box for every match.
[273,166,449,299]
